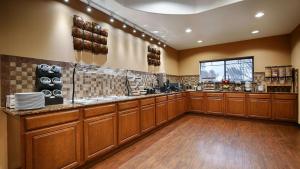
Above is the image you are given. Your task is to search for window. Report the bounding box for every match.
[200,57,253,82]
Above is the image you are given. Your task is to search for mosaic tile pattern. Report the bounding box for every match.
[180,75,200,86]
[1,55,298,106]
[0,55,161,106]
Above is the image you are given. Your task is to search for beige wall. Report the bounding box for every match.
[290,25,300,124]
[0,113,7,169]
[178,35,291,75]
[0,0,179,75]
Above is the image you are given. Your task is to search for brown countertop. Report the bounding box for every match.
[1,103,84,116]
[0,92,177,116]
[1,91,297,116]
[188,90,298,94]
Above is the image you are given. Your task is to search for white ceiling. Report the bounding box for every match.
[115,0,244,15]
[88,0,300,50]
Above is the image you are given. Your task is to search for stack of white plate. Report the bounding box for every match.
[15,92,45,110]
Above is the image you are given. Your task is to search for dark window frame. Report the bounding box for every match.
[199,56,254,82]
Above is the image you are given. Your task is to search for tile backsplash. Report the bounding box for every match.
[1,54,298,107]
[0,55,160,106]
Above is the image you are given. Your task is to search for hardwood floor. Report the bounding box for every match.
[90,115,300,169]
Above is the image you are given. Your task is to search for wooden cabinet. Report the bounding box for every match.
[118,101,140,145]
[225,93,246,117]
[247,94,272,119]
[189,92,205,113]
[83,104,117,161]
[206,93,224,115]
[176,97,185,116]
[9,92,298,169]
[272,94,297,121]
[24,110,82,169]
[141,98,156,133]
[155,101,168,126]
[84,113,117,160]
[182,92,189,112]
[167,96,177,120]
[25,122,82,169]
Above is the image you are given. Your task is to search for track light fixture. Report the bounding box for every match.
[82,1,168,47]
[110,17,114,23]
[86,6,92,12]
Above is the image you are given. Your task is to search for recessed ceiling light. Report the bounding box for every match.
[142,33,145,37]
[163,44,167,47]
[255,12,264,18]
[197,40,203,43]
[110,18,114,23]
[64,0,69,2]
[87,6,92,12]
[185,28,192,33]
[123,24,127,28]
[152,31,159,34]
[150,38,153,41]
[252,30,260,34]
[158,42,161,45]
[133,29,136,33]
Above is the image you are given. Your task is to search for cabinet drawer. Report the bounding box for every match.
[84,104,116,118]
[176,93,182,98]
[273,94,297,100]
[247,94,271,99]
[156,96,167,103]
[189,92,205,97]
[25,109,80,131]
[141,98,155,106]
[206,93,223,97]
[225,93,245,98]
[118,100,139,111]
[168,94,176,100]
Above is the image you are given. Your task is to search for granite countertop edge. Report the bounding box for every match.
[0,93,171,116]
[1,91,297,116]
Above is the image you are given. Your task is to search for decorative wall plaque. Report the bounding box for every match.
[147,46,161,66]
[72,15,108,55]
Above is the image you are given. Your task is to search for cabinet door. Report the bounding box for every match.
[141,105,156,133]
[247,98,272,119]
[167,100,177,120]
[225,97,246,116]
[84,113,117,161]
[156,102,168,125]
[176,98,183,116]
[25,122,81,169]
[272,99,297,121]
[118,108,140,145]
[206,97,224,115]
[184,97,189,112]
[190,97,205,112]
[179,98,186,115]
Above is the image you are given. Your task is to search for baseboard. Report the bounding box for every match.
[186,112,298,126]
